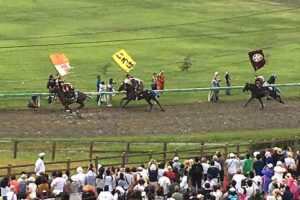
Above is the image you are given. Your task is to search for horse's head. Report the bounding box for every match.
[118,82,125,92]
[243,82,249,92]
[267,74,277,84]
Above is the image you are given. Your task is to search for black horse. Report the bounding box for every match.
[118,82,165,112]
[243,82,284,109]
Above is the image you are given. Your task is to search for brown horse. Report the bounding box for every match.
[52,81,90,112]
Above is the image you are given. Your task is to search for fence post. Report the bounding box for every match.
[163,142,167,162]
[122,152,126,168]
[66,159,71,172]
[13,140,18,159]
[95,156,99,174]
[248,140,254,154]
[224,143,228,159]
[126,142,130,163]
[7,164,12,178]
[200,144,204,157]
[148,150,153,161]
[52,141,56,161]
[89,142,94,158]
[236,144,240,156]
[271,138,277,148]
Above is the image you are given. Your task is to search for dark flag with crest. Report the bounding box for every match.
[248,50,265,71]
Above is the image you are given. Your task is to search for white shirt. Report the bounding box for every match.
[211,190,223,200]
[7,191,17,200]
[284,157,296,169]
[34,158,45,175]
[232,174,246,194]
[201,163,210,174]
[225,158,240,174]
[98,191,114,200]
[73,172,86,186]
[51,177,66,195]
[273,166,286,184]
[158,176,171,195]
[180,176,188,190]
[28,183,37,199]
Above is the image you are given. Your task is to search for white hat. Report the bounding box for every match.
[229,153,235,158]
[77,167,83,173]
[71,175,80,182]
[271,177,277,181]
[39,152,45,157]
[214,71,219,76]
[62,174,68,180]
[28,176,36,182]
[137,167,143,171]
[253,151,260,158]
[173,157,179,162]
[267,163,273,168]
[276,161,283,166]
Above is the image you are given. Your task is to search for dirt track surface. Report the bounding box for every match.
[1,100,300,136]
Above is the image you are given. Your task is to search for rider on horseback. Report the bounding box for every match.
[124,74,145,100]
[56,75,75,101]
[254,75,267,88]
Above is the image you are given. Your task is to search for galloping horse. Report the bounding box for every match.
[51,80,90,112]
[243,82,284,110]
[118,82,165,112]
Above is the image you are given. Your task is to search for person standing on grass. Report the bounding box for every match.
[225,71,231,95]
[157,71,165,92]
[106,78,115,107]
[35,152,45,176]
[151,73,158,90]
[96,75,101,103]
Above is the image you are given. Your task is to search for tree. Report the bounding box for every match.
[180,56,192,71]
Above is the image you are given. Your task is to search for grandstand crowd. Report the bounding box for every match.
[1,146,300,200]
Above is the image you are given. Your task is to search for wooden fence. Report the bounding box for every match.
[0,136,299,178]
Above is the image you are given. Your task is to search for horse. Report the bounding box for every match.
[243,82,284,109]
[118,82,165,112]
[51,80,90,112]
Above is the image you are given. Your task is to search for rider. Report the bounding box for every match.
[123,74,144,99]
[56,74,75,101]
[254,75,267,88]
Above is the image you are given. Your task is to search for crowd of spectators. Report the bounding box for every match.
[1,146,300,200]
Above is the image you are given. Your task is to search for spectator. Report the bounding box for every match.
[282,186,293,200]
[253,153,264,176]
[189,157,203,191]
[267,189,282,200]
[151,73,157,90]
[27,176,37,200]
[243,153,253,175]
[207,160,219,184]
[158,172,171,196]
[272,161,286,185]
[28,96,40,108]
[262,163,274,194]
[225,71,231,95]
[37,176,49,199]
[232,169,246,194]
[7,186,17,200]
[157,71,165,92]
[34,152,45,176]
[106,78,115,107]
[268,177,279,196]
[0,177,10,200]
[98,81,106,106]
[50,171,66,196]
[225,153,240,184]
[9,175,19,195]
[46,74,55,104]
[171,185,183,200]
[96,75,101,103]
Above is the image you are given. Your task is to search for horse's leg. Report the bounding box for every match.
[145,98,153,111]
[273,95,285,104]
[120,97,126,107]
[244,97,254,107]
[153,98,165,112]
[121,99,131,108]
[258,98,264,110]
[76,102,84,110]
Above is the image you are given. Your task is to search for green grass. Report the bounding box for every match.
[0,0,300,108]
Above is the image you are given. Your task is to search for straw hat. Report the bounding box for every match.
[28,176,36,182]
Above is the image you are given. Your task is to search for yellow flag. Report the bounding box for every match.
[112,49,136,73]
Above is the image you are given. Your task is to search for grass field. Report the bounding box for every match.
[0,0,300,108]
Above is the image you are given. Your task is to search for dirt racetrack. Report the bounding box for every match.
[1,100,299,136]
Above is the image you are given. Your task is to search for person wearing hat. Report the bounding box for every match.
[7,185,17,200]
[272,161,286,185]
[261,163,274,194]
[172,156,181,170]
[284,152,296,173]
[35,152,45,176]
[225,153,240,184]
[157,71,165,92]
[27,176,37,200]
